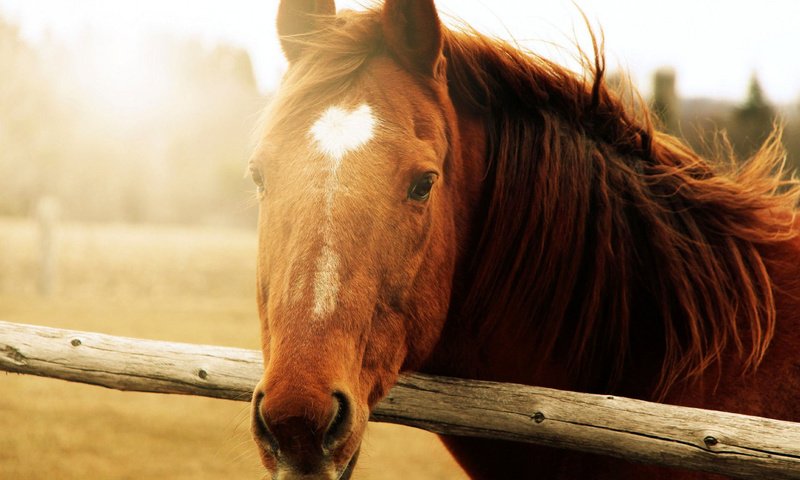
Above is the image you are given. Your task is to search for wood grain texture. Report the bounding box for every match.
[1,320,798,479]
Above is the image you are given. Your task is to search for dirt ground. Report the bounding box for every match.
[0,218,467,479]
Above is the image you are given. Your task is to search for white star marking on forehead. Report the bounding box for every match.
[310,103,377,161]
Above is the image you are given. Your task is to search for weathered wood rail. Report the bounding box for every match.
[1,320,799,479]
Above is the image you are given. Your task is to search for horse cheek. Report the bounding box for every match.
[405,208,457,367]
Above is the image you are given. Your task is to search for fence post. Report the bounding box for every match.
[36,196,60,297]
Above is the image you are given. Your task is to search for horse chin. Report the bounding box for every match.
[265,448,360,480]
[337,448,359,480]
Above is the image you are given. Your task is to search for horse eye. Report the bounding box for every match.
[250,166,265,195]
[408,172,438,202]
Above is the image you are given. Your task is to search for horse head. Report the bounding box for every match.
[249,1,474,477]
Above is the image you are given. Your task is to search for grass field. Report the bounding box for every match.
[0,217,466,479]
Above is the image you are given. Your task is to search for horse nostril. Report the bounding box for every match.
[324,391,352,449]
[252,391,280,453]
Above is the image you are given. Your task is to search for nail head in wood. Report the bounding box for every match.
[704,435,718,447]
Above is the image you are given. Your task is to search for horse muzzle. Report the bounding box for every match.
[251,383,362,480]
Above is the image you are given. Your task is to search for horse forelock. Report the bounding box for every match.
[256,8,382,143]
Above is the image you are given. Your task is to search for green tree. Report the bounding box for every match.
[729,73,776,159]
[651,68,679,134]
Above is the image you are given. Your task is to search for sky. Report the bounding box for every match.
[1,0,799,103]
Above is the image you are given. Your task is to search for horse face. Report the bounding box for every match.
[250,1,457,477]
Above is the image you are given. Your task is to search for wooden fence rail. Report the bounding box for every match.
[1,320,798,479]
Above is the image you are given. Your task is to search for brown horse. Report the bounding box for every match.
[248,1,800,478]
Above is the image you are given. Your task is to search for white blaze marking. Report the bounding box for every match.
[312,245,340,317]
[308,103,376,317]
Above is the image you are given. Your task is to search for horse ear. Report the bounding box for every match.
[277,0,336,62]
[381,0,443,76]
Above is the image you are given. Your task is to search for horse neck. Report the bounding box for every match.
[426,102,798,400]
[423,31,800,398]
[759,228,800,318]
[423,106,577,390]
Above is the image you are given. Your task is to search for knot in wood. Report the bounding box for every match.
[70,338,82,347]
[197,368,209,380]
[703,435,718,447]
[532,411,545,424]
[1,345,28,366]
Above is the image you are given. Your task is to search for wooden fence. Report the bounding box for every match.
[1,320,799,479]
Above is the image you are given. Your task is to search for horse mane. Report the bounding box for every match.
[269,8,800,398]
[443,27,800,396]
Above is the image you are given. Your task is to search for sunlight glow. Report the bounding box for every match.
[1,0,799,102]
[68,34,174,121]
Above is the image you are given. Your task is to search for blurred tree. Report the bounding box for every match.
[0,16,71,216]
[729,73,776,159]
[651,67,679,134]
[781,99,800,174]
[0,17,264,227]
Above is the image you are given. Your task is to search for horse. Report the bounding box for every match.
[247,1,800,478]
